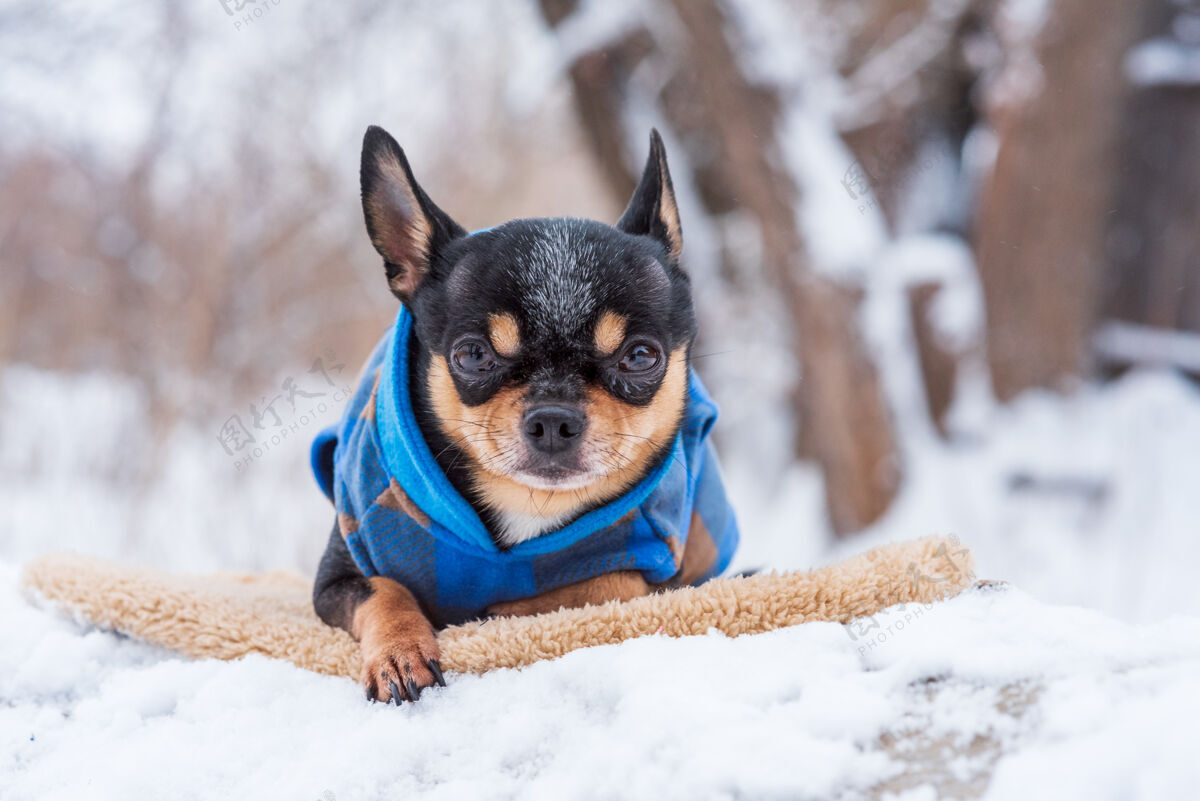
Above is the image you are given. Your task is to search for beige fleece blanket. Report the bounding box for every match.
[20,535,974,677]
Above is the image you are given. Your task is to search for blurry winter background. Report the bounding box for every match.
[5,0,1200,798]
[4,0,1199,619]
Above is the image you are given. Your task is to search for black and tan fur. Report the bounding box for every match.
[313,125,696,703]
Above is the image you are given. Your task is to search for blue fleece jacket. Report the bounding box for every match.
[311,306,739,627]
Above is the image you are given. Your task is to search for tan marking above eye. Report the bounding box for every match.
[488,312,520,358]
[593,311,628,355]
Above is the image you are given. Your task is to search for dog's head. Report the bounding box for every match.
[360,126,695,544]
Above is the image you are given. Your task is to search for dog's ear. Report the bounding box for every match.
[360,125,465,303]
[617,129,682,264]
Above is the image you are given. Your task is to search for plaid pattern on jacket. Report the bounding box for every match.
[311,307,739,627]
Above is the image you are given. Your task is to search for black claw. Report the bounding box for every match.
[405,677,422,701]
[428,659,446,687]
[388,680,403,706]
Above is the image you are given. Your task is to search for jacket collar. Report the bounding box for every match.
[375,305,686,555]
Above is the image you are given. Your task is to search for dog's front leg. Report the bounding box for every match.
[312,522,444,703]
[487,570,651,617]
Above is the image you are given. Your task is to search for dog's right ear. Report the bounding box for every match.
[360,125,465,303]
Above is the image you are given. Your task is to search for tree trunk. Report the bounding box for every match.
[1104,0,1200,334]
[974,0,1140,400]
[908,281,959,436]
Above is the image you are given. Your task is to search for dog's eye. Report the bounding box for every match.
[618,343,661,374]
[452,340,498,374]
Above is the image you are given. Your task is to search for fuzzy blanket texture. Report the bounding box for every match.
[20,535,974,677]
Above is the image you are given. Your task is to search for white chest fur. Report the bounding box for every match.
[494,510,574,547]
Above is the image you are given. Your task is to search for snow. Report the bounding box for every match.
[0,365,342,573]
[506,0,645,115]
[786,109,890,280]
[744,368,1200,629]
[875,234,982,352]
[982,0,1052,109]
[1094,320,1200,373]
[3,364,1200,799]
[4,565,1200,799]
[1125,37,1200,88]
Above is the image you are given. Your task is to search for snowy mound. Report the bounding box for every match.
[2,563,1197,800]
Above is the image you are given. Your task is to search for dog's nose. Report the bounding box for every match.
[522,405,586,455]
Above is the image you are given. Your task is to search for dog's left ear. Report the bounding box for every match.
[617,129,683,264]
[360,125,466,303]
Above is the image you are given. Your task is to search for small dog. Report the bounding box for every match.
[311,125,739,703]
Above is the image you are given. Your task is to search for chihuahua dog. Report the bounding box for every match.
[310,126,739,704]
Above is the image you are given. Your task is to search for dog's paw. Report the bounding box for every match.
[360,625,445,705]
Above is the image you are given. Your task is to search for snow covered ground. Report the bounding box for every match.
[2,364,1200,799]
[4,569,1199,799]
